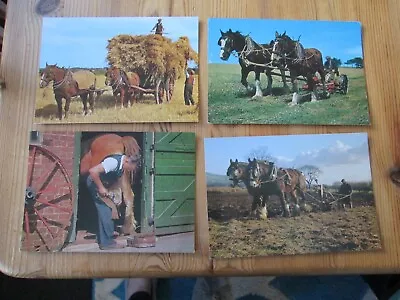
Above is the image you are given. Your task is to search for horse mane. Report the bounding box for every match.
[295,42,306,59]
[121,136,141,159]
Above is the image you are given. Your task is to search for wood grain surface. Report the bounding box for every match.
[1,0,400,278]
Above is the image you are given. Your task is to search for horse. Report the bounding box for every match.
[226,159,248,187]
[39,63,99,120]
[271,31,328,104]
[105,66,141,108]
[246,158,307,218]
[80,134,141,235]
[218,29,290,99]
[226,158,268,219]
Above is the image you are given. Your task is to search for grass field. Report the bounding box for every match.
[34,74,199,123]
[208,64,370,125]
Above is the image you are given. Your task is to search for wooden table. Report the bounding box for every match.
[1,0,400,278]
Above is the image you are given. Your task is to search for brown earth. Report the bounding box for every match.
[208,187,382,259]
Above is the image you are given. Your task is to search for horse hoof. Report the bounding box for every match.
[251,95,262,101]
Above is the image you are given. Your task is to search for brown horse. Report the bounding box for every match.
[39,63,99,120]
[80,134,141,235]
[226,159,248,187]
[105,66,141,108]
[246,158,307,218]
[271,31,328,103]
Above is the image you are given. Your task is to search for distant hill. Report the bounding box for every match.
[206,172,246,188]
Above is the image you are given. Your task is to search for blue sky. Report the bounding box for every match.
[208,19,363,64]
[204,132,372,184]
[39,17,198,68]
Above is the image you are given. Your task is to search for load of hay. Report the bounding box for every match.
[106,34,198,86]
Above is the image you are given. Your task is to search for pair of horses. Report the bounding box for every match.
[226,158,307,219]
[218,29,327,102]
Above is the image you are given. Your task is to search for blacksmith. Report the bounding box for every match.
[184,68,195,105]
[338,178,353,209]
[87,154,140,250]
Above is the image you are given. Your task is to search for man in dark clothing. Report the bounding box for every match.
[184,69,195,105]
[151,18,164,35]
[338,178,353,209]
[87,154,140,250]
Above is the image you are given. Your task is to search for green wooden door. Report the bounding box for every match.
[141,132,196,235]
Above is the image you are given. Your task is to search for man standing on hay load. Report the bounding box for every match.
[184,68,195,106]
[151,18,164,36]
[338,178,353,209]
[87,154,140,250]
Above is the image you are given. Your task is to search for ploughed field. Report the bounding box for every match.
[207,187,381,258]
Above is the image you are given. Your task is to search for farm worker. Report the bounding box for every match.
[338,178,353,209]
[184,68,195,105]
[87,154,140,250]
[151,18,164,36]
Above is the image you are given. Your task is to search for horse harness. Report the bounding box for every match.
[50,69,74,90]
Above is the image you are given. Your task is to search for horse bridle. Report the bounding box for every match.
[41,68,72,90]
[108,70,125,93]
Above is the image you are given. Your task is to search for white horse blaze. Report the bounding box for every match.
[219,38,226,58]
[271,42,280,61]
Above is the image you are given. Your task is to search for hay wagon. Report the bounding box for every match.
[22,131,195,252]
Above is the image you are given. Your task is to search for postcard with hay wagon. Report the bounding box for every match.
[36,17,199,123]
[22,131,196,253]
[208,18,369,125]
[205,133,381,258]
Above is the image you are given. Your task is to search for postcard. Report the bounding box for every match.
[36,17,199,123]
[22,131,196,252]
[208,18,369,125]
[205,133,381,258]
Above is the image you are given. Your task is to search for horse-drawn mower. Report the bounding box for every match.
[301,73,349,95]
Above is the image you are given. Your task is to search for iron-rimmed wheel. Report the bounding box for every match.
[22,144,74,252]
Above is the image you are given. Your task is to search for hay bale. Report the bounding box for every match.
[72,70,96,90]
[106,34,198,84]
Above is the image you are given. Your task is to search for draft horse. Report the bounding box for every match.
[271,31,328,104]
[105,66,141,108]
[218,29,289,99]
[80,134,142,235]
[246,158,307,218]
[39,63,99,120]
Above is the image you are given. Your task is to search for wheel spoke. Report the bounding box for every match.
[27,146,37,186]
[35,161,58,193]
[35,227,51,252]
[36,192,72,211]
[35,198,71,213]
[34,208,55,239]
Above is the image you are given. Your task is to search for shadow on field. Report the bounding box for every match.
[233,86,292,99]
[94,94,116,110]
[35,103,59,118]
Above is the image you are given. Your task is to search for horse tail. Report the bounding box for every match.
[121,136,141,183]
[121,136,141,157]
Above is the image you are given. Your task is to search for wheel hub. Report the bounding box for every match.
[25,186,36,208]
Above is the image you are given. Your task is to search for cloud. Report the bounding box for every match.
[344,46,363,56]
[291,140,369,168]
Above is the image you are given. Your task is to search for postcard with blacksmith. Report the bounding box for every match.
[35,17,199,123]
[22,131,196,253]
[208,19,369,125]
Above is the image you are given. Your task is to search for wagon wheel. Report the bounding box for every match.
[22,144,74,252]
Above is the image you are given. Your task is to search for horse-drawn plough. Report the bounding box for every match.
[300,185,352,212]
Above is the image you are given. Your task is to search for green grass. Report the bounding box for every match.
[208,64,370,125]
[34,74,199,123]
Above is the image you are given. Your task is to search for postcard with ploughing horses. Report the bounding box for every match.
[208,18,369,125]
[22,131,196,253]
[35,17,199,123]
[205,133,381,258]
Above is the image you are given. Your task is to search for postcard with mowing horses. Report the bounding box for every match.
[36,17,199,123]
[208,18,369,125]
[205,133,381,258]
[22,131,196,253]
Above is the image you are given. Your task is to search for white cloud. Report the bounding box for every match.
[292,140,370,168]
